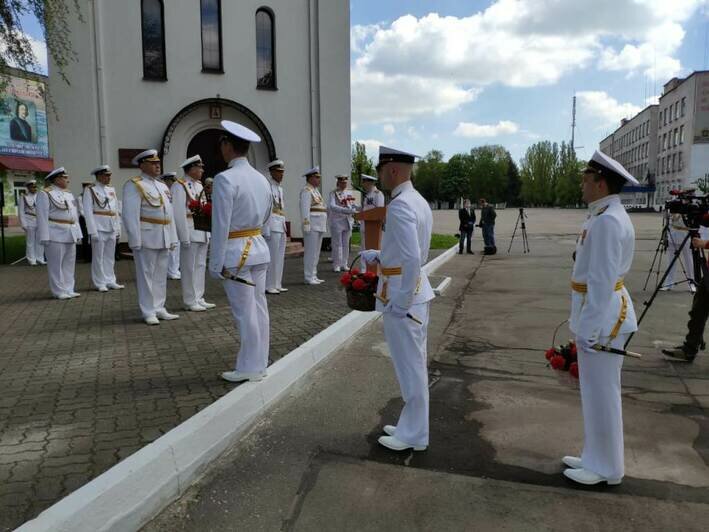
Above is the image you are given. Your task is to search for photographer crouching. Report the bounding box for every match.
[662,234,709,363]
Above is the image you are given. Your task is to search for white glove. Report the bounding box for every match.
[303,225,312,233]
[90,233,98,240]
[384,300,409,319]
[361,249,380,264]
[575,335,597,353]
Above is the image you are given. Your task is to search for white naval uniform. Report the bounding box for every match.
[83,183,121,289]
[300,184,327,282]
[264,177,287,291]
[19,192,44,264]
[570,194,638,480]
[122,174,179,319]
[36,186,83,297]
[375,181,435,447]
[663,213,694,290]
[165,186,181,279]
[327,189,357,270]
[209,157,272,374]
[172,178,209,307]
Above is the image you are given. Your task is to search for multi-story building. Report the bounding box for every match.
[48,0,351,237]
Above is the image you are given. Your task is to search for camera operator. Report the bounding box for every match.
[662,235,709,362]
[661,210,696,293]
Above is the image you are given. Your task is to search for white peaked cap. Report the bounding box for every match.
[91,165,111,175]
[220,120,261,143]
[180,155,203,169]
[27,179,37,185]
[131,149,160,166]
[267,159,285,169]
[303,166,320,177]
[588,150,639,186]
[159,171,177,180]
[361,174,377,182]
[46,167,67,180]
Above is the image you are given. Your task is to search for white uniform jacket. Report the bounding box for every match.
[363,188,385,211]
[300,184,327,233]
[375,181,435,311]
[37,186,83,244]
[264,177,286,237]
[171,178,209,244]
[82,183,121,236]
[209,157,272,274]
[122,174,178,250]
[570,194,638,341]
[19,192,38,229]
[327,190,357,231]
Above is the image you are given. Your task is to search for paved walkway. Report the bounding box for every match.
[0,253,352,531]
[145,212,708,531]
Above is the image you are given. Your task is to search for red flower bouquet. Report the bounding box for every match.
[340,264,378,312]
[544,341,579,379]
[189,199,212,232]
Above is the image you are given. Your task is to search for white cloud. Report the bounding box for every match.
[382,123,395,135]
[1,32,47,74]
[454,120,520,138]
[576,91,642,129]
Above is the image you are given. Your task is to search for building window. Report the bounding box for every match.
[679,152,683,170]
[141,0,167,80]
[674,128,678,147]
[681,97,687,116]
[201,0,223,72]
[256,8,276,89]
[675,102,679,120]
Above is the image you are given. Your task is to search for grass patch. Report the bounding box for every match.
[350,231,457,250]
[0,234,26,264]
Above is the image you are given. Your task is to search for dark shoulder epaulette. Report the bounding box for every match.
[595,205,609,216]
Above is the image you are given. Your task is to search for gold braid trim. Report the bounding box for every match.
[131,177,164,208]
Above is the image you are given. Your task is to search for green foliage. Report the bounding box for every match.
[350,141,375,189]
[414,150,445,202]
[350,231,457,250]
[554,142,584,207]
[0,234,26,263]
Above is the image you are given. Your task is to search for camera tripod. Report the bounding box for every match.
[508,207,530,254]
[626,228,707,348]
[643,214,694,292]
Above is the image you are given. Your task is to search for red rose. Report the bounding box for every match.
[363,271,377,282]
[352,279,367,291]
[201,203,212,217]
[569,362,579,379]
[550,355,566,370]
[188,199,201,211]
[350,268,361,276]
[545,348,557,361]
[340,273,352,286]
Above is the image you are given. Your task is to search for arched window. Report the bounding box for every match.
[201,0,223,72]
[141,0,167,80]
[256,8,276,89]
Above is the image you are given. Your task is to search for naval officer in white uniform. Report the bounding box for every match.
[327,174,358,272]
[300,167,327,284]
[359,173,385,269]
[172,155,215,311]
[37,168,83,299]
[19,180,45,265]
[264,159,288,294]
[362,146,435,452]
[209,120,272,383]
[83,165,124,292]
[564,150,639,486]
[123,150,180,325]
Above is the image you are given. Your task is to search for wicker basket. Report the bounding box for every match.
[346,288,376,312]
[193,213,211,232]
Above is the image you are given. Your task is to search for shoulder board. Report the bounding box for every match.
[177,178,186,185]
[595,205,610,216]
[130,176,142,184]
[43,186,52,192]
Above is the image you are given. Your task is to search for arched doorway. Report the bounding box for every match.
[186,129,227,179]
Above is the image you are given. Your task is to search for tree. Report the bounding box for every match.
[0,1,81,91]
[554,142,583,207]
[350,141,375,189]
[468,145,510,203]
[505,155,522,206]
[520,141,559,206]
[440,153,469,204]
[414,150,445,202]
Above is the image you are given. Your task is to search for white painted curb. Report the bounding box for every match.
[17,245,457,532]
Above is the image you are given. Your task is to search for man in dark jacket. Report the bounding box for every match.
[479,198,497,252]
[458,198,476,254]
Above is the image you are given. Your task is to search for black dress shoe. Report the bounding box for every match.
[467,251,475,254]
[661,346,696,363]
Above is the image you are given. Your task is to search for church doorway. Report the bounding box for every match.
[186,128,227,180]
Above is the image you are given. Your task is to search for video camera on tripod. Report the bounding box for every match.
[665,189,709,230]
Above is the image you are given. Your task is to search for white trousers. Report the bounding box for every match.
[133,248,169,319]
[303,231,324,282]
[266,232,286,290]
[578,333,628,480]
[25,226,44,264]
[223,263,270,373]
[331,227,352,270]
[180,242,208,306]
[664,229,694,288]
[168,246,181,277]
[91,232,117,289]
[45,242,76,297]
[383,301,431,447]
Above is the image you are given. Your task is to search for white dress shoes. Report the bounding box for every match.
[333,267,341,272]
[156,310,179,320]
[199,299,216,309]
[278,287,289,292]
[107,283,125,290]
[377,435,427,452]
[563,467,621,486]
[562,456,583,469]
[97,286,109,293]
[221,370,267,383]
[185,304,206,312]
[266,289,280,295]
[305,279,320,285]
[68,292,81,298]
[56,293,72,300]
[383,425,396,436]
[314,278,325,284]
[145,315,160,326]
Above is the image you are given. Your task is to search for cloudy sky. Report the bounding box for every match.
[18,1,709,163]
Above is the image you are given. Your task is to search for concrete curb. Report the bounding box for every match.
[17,245,457,532]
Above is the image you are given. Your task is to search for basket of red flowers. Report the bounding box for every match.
[188,199,212,232]
[340,257,379,312]
[544,341,579,379]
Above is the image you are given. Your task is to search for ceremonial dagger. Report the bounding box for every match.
[222,269,256,287]
[593,344,642,359]
[374,294,423,325]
